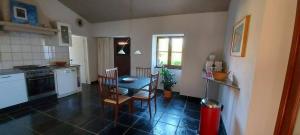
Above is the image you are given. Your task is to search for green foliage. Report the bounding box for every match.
[160,66,177,91]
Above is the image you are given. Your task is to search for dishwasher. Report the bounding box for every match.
[54,67,79,98]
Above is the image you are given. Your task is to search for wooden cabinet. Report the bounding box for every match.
[0,73,28,109]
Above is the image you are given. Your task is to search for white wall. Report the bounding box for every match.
[220,0,297,134]
[36,0,98,83]
[92,12,227,97]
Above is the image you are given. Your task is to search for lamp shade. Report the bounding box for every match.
[134,50,142,55]
[118,49,126,55]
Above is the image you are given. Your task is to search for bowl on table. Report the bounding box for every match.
[121,77,137,83]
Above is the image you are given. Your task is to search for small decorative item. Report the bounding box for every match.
[10,0,38,26]
[161,66,177,99]
[231,15,251,57]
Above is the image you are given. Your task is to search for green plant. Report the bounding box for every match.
[160,66,177,91]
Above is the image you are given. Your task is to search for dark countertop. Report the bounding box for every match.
[48,65,80,69]
[0,69,24,76]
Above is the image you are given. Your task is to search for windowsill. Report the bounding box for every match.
[155,66,182,70]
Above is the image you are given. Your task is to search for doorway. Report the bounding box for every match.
[69,35,90,84]
[114,37,131,76]
[275,1,300,134]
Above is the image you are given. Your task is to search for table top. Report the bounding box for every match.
[119,76,150,89]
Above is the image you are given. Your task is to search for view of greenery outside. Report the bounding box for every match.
[157,37,183,67]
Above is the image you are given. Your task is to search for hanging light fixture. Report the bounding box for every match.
[117,0,133,55]
[117,39,129,55]
[134,50,142,55]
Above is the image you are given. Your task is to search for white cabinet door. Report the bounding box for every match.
[55,68,77,97]
[0,74,28,109]
[57,22,72,46]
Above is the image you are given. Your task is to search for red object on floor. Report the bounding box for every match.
[199,103,221,135]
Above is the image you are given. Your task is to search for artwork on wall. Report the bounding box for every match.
[10,0,38,26]
[231,15,251,57]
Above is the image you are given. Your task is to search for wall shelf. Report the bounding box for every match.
[0,21,58,35]
[202,76,240,91]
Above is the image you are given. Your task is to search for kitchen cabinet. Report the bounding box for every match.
[56,22,72,46]
[54,67,81,98]
[0,73,28,109]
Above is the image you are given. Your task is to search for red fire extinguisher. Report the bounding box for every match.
[200,98,221,135]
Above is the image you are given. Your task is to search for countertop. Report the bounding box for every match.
[0,69,24,76]
[0,65,80,75]
[49,65,80,70]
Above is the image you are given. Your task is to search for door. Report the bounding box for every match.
[114,37,131,76]
[70,35,89,84]
[275,1,300,134]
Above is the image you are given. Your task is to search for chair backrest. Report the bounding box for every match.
[98,75,120,104]
[106,67,118,79]
[148,72,159,98]
[136,67,151,77]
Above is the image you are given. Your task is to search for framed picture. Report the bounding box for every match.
[13,6,27,21]
[10,0,38,26]
[231,15,251,57]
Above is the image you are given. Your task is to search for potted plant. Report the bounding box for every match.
[161,66,177,99]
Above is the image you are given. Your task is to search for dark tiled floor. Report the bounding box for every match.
[0,84,226,135]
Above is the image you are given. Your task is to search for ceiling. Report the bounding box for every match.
[58,0,230,23]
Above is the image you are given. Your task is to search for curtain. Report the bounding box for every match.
[97,37,114,75]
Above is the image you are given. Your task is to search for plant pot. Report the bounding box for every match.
[164,90,172,99]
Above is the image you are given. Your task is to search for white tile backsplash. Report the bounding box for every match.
[1,53,12,61]
[12,53,23,61]
[11,45,23,52]
[0,32,69,69]
[0,45,11,52]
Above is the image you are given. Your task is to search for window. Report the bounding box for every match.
[157,36,184,69]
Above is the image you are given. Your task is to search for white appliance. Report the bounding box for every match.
[0,73,28,109]
[54,67,80,98]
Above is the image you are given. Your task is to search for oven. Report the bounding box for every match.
[14,65,57,101]
[26,73,56,100]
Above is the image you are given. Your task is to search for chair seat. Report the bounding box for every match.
[132,91,154,99]
[110,87,129,95]
[104,95,131,104]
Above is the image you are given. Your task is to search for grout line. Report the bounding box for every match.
[32,108,97,135]
[122,117,141,135]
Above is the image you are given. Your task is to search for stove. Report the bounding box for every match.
[14,65,56,101]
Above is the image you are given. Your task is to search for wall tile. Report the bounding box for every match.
[0,35,10,45]
[11,45,23,52]
[0,45,11,52]
[22,46,32,53]
[1,53,12,61]
[12,53,23,61]
[13,61,23,66]
[2,61,13,69]
[0,32,69,69]
[22,53,33,61]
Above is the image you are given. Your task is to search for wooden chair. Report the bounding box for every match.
[132,72,159,118]
[136,67,152,77]
[136,67,152,91]
[105,67,128,95]
[98,75,132,125]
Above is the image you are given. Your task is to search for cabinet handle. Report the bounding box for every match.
[1,76,11,79]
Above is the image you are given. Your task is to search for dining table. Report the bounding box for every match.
[118,75,150,96]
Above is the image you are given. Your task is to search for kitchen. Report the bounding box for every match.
[0,0,82,110]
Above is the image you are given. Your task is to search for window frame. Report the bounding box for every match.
[156,36,184,69]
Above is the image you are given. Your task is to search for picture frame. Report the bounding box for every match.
[10,0,38,26]
[231,15,251,57]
